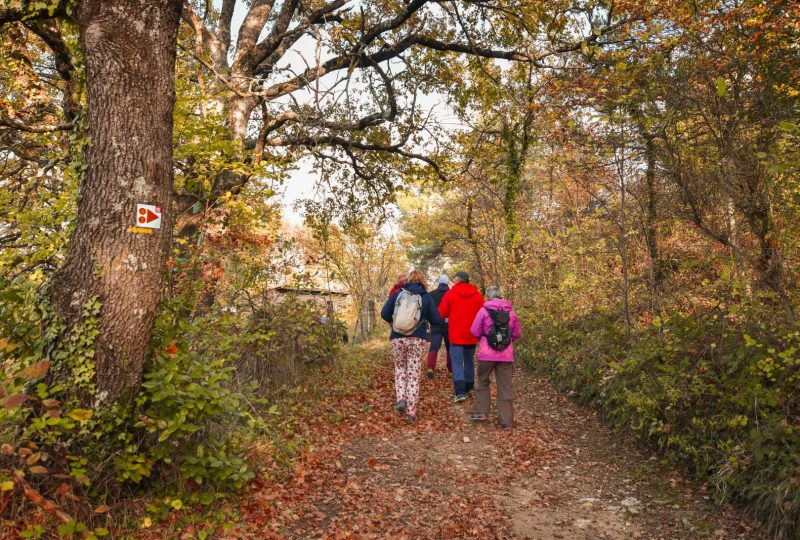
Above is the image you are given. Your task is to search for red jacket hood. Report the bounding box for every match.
[451,281,481,299]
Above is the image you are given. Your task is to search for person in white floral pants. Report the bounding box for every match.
[391,337,428,419]
[381,270,444,424]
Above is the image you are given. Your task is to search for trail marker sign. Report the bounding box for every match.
[135,204,162,229]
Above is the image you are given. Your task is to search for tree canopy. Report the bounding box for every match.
[1,0,799,537]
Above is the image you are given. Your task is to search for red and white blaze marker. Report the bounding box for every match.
[135,204,162,229]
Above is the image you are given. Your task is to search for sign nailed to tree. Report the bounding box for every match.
[135,204,162,229]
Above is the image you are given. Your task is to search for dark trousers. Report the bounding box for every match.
[474,361,514,427]
[427,327,451,371]
[450,344,475,396]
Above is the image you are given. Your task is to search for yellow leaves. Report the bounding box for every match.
[141,517,152,529]
[68,409,93,423]
[170,498,183,510]
[0,337,18,353]
[716,77,728,97]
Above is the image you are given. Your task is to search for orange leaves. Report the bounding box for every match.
[293,462,306,485]
[19,360,50,380]
[233,355,521,537]
[1,361,52,409]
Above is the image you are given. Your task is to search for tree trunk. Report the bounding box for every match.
[642,134,664,338]
[47,0,182,407]
[501,120,530,270]
[465,197,487,292]
[615,123,632,339]
[643,135,660,287]
[367,299,376,334]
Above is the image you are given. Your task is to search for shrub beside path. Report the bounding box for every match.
[233,345,761,539]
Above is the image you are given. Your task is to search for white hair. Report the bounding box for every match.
[485,285,502,299]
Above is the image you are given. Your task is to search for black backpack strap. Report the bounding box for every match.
[485,307,509,324]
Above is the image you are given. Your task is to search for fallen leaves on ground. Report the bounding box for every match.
[222,347,758,539]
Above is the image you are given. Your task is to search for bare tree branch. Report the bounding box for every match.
[218,0,235,59]
[0,116,75,133]
[233,0,279,71]
[252,0,350,76]
[265,134,448,182]
[182,1,227,71]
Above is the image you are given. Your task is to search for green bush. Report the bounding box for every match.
[519,308,800,537]
[237,295,347,395]
[0,267,345,533]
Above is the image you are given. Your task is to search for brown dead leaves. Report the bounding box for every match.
[229,357,530,539]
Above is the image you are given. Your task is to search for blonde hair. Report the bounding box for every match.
[407,269,429,290]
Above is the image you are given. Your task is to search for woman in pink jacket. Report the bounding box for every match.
[468,285,522,429]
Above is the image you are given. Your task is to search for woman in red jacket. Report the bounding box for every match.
[437,271,484,401]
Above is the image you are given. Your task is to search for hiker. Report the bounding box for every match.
[469,285,522,430]
[388,272,407,298]
[426,274,452,379]
[437,271,484,402]
[381,270,444,424]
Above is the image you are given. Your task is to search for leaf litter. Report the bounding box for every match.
[211,350,761,539]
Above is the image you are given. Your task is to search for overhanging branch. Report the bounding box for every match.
[0,1,69,25]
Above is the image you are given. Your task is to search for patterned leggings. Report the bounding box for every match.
[391,337,428,417]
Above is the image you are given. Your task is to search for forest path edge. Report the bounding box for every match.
[231,343,761,539]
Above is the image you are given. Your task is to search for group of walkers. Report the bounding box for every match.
[380,270,522,428]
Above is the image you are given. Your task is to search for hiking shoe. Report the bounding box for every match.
[406,414,417,425]
[394,400,406,413]
[426,369,434,379]
[454,394,467,403]
[470,413,488,422]
[500,424,512,431]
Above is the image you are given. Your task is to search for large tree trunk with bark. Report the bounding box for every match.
[47,0,182,406]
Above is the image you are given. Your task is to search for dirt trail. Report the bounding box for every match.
[239,351,761,539]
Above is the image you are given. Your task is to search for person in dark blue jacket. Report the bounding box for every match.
[426,274,452,379]
[381,269,443,424]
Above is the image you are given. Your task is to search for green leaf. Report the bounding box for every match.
[716,77,727,97]
[68,409,93,422]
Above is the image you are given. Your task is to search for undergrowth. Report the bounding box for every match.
[518,305,800,538]
[0,265,374,538]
